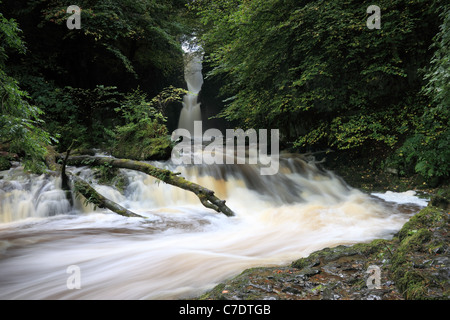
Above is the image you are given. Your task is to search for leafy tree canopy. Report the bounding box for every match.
[1,0,192,155]
[0,11,53,172]
[191,0,448,180]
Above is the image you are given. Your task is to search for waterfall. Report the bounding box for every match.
[0,40,427,301]
[177,51,204,137]
[0,154,426,300]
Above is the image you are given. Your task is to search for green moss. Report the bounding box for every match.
[113,135,172,161]
[198,283,227,300]
[112,119,173,161]
[395,270,429,300]
[292,239,389,269]
[401,229,432,252]
[74,181,101,207]
[390,205,448,300]
[397,206,445,241]
[44,145,60,171]
[426,240,446,255]
[92,163,129,192]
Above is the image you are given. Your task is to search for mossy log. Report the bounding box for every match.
[69,172,145,218]
[65,155,235,217]
[60,148,144,219]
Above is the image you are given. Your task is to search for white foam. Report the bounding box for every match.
[0,162,425,300]
[371,190,429,207]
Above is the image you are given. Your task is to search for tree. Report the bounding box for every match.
[192,0,440,159]
[0,11,53,173]
[64,155,235,217]
[0,0,192,152]
[2,0,187,90]
[393,4,450,181]
[111,87,186,161]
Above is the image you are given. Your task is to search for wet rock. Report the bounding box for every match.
[296,267,320,279]
[323,287,341,300]
[0,180,24,192]
[199,204,449,301]
[322,263,345,278]
[366,294,382,300]
[282,286,301,295]
[390,205,449,299]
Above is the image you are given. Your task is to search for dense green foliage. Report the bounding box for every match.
[191,0,448,181]
[0,0,190,170]
[5,0,187,88]
[0,0,448,182]
[0,11,53,172]
[111,87,186,160]
[391,4,449,180]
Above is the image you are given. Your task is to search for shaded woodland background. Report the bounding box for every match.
[0,0,448,185]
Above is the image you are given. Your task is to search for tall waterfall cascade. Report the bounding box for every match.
[177,50,204,137]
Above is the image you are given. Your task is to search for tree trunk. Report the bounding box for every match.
[69,172,145,218]
[64,155,235,217]
[60,147,144,218]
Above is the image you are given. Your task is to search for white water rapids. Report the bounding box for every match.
[0,44,428,300]
[0,154,426,300]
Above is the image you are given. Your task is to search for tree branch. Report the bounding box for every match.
[64,155,235,217]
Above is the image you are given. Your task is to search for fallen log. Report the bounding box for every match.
[69,172,145,218]
[64,155,235,217]
[59,148,145,218]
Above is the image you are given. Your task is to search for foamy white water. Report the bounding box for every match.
[372,190,429,207]
[0,155,425,300]
[177,51,203,137]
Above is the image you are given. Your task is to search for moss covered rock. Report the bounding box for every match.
[92,164,130,192]
[390,206,449,299]
[198,204,449,300]
[429,187,450,210]
[44,145,61,171]
[112,135,172,161]
[111,120,173,161]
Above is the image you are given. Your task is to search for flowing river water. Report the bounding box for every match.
[0,153,426,300]
[0,48,428,300]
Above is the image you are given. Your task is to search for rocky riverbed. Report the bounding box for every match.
[199,192,449,300]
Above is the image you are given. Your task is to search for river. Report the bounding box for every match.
[0,153,426,299]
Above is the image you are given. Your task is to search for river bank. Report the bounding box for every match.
[198,158,449,300]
